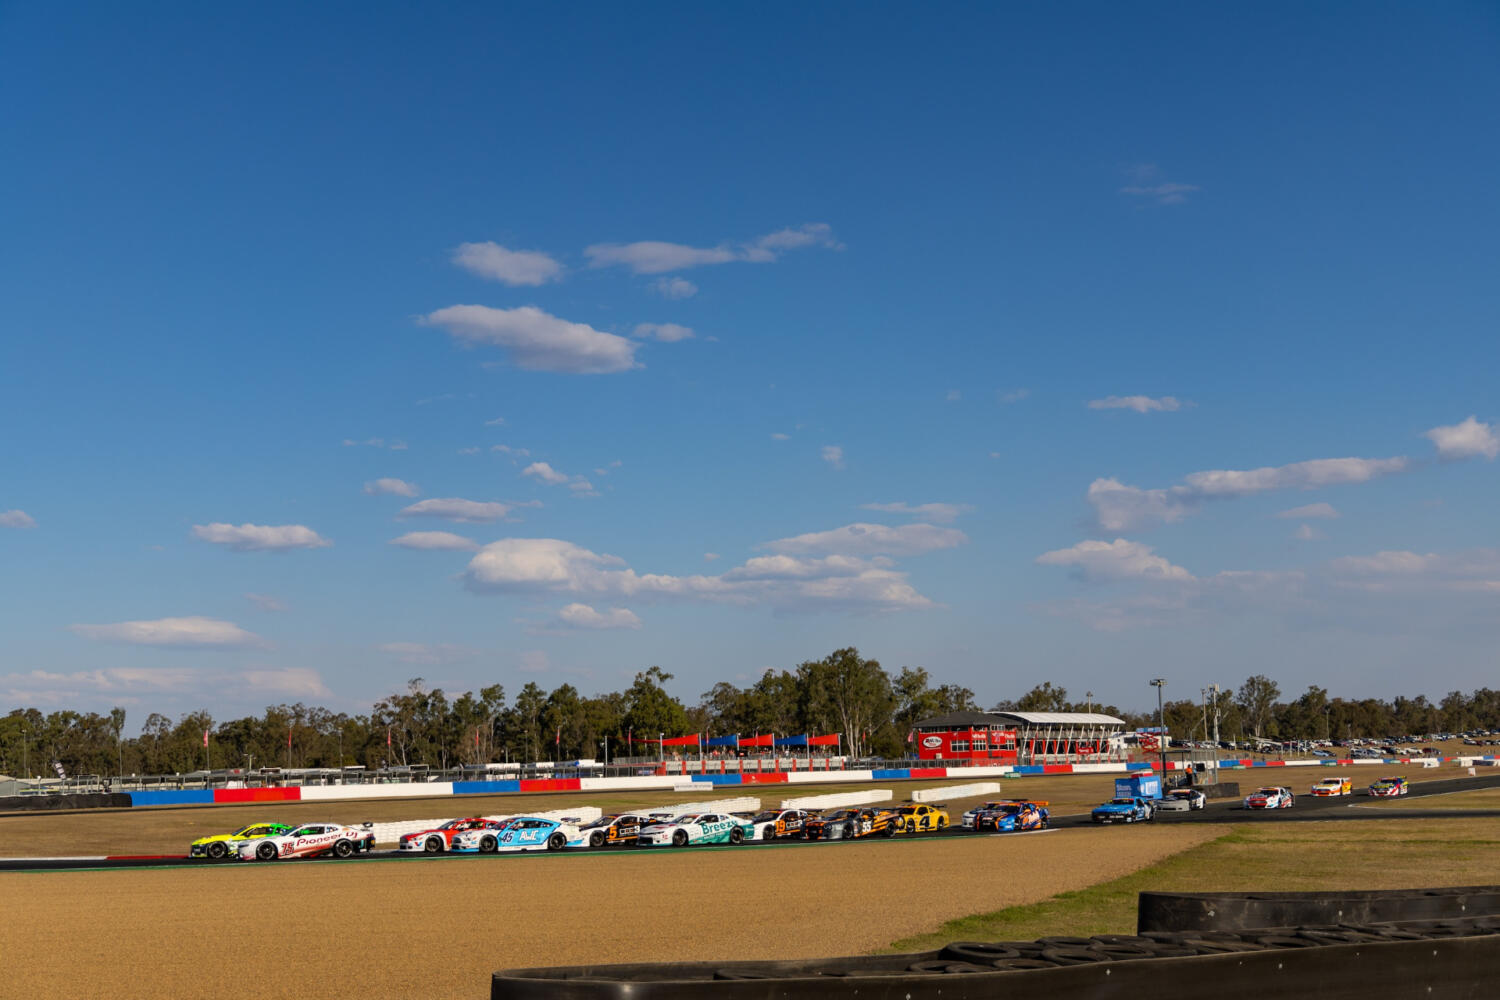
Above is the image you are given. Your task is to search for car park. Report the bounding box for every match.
[891,803,949,833]
[804,807,897,840]
[1091,797,1154,824]
[398,817,506,853]
[235,822,376,861]
[1244,786,1294,809]
[1154,789,1206,812]
[1368,776,1410,797]
[637,812,755,847]
[1309,777,1352,797]
[189,821,295,859]
[451,816,584,853]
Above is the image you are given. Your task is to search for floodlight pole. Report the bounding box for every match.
[1149,679,1167,779]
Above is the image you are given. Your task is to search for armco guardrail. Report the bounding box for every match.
[1140,885,1500,933]
[491,918,1500,999]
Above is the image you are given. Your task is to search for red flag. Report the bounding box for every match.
[556,726,561,747]
[474,728,479,749]
[386,726,391,747]
[287,729,292,749]
[203,729,209,748]
[628,728,632,750]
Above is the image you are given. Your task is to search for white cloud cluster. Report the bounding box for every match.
[397,498,513,523]
[363,477,420,497]
[522,462,568,485]
[0,665,329,706]
[556,603,642,630]
[633,322,695,342]
[1036,538,1194,582]
[1088,395,1182,413]
[1089,456,1409,532]
[997,388,1029,404]
[764,522,967,556]
[390,531,479,551]
[451,241,562,286]
[860,502,973,524]
[192,523,331,552]
[1426,416,1498,460]
[423,304,641,374]
[821,445,844,469]
[1277,502,1340,520]
[1,509,36,529]
[69,616,263,648]
[1120,181,1200,205]
[584,223,841,274]
[342,437,407,450]
[652,277,698,299]
[379,641,475,665]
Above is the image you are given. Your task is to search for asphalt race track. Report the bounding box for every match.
[6,771,1500,873]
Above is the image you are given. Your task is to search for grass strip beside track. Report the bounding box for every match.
[887,815,1500,951]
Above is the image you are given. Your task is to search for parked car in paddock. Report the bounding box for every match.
[746,808,813,841]
[638,812,756,847]
[804,807,898,840]
[398,817,507,854]
[971,800,1050,831]
[1309,777,1353,797]
[236,822,376,861]
[451,816,585,853]
[1244,786,1294,810]
[892,803,950,833]
[1153,789,1206,813]
[570,813,650,848]
[1368,776,1410,798]
[189,821,295,859]
[1091,797,1155,824]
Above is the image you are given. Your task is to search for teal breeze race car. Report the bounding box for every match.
[1091,797,1155,824]
[637,812,756,847]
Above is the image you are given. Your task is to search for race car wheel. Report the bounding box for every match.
[206,842,228,860]
[424,835,443,854]
[546,832,567,851]
[333,839,355,859]
[762,825,775,841]
[589,831,605,848]
[671,829,689,848]
[255,841,278,861]
[883,822,897,837]
[728,827,743,845]
[479,834,497,853]
[937,817,947,829]
[842,824,855,839]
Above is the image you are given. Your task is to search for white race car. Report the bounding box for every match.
[1243,786,1294,810]
[1154,788,1207,812]
[638,812,755,847]
[236,822,375,861]
[450,816,585,853]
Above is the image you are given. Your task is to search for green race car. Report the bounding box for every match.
[189,821,295,859]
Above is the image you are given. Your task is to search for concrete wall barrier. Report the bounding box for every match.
[911,781,1000,803]
[779,789,891,811]
[637,796,759,818]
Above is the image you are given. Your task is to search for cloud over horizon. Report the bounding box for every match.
[191,523,331,552]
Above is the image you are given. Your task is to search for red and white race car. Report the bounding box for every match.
[1243,786,1294,810]
[398,817,506,853]
[1368,776,1410,797]
[236,822,375,861]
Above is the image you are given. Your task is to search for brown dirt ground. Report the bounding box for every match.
[0,825,1213,1000]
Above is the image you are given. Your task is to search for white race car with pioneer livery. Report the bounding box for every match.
[638,812,755,847]
[236,822,375,861]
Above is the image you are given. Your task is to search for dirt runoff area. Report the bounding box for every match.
[0,825,1212,1000]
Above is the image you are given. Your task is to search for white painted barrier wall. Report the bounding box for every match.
[302,782,455,801]
[637,796,760,817]
[783,768,875,785]
[779,789,891,810]
[911,782,1000,803]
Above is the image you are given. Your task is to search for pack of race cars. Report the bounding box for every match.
[188,799,1050,861]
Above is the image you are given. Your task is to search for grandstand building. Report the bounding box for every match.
[911,710,1130,763]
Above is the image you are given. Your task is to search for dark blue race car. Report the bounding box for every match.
[1091,797,1154,824]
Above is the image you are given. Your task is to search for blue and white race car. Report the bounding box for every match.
[638,812,756,847]
[450,816,585,853]
[1091,797,1155,824]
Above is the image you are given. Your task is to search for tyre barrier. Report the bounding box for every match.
[492,917,1500,999]
[1139,884,1500,933]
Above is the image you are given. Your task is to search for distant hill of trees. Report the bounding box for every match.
[2,648,1495,777]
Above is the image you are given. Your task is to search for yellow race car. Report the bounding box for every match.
[189,821,295,859]
[891,803,949,833]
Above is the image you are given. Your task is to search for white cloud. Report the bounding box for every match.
[1120,181,1201,205]
[522,462,569,485]
[379,642,475,665]
[484,416,506,426]
[764,522,967,556]
[0,509,36,529]
[585,223,840,274]
[342,437,405,449]
[997,388,1029,404]
[821,445,844,469]
[633,322,695,342]
[1426,416,1499,460]
[704,552,721,562]
[244,593,288,613]
[458,447,479,455]
[390,531,480,551]
[451,241,562,286]
[652,277,698,299]
[363,477,420,497]
[1036,538,1194,582]
[492,444,531,458]
[771,432,790,441]
[568,478,597,495]
[191,523,331,552]
[398,498,512,523]
[1087,395,1182,413]
[1331,549,1500,578]
[422,304,639,374]
[1294,523,1323,541]
[1278,502,1340,520]
[859,502,973,524]
[241,668,331,698]
[1089,455,1410,531]
[69,616,264,648]
[556,603,642,630]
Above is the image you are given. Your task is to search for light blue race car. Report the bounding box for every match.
[1090,797,1155,824]
[450,815,586,853]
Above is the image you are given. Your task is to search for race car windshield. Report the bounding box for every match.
[581,816,615,829]
[290,827,319,836]
[1257,788,1279,795]
[751,812,780,822]
[1110,799,1134,806]
[998,805,1021,813]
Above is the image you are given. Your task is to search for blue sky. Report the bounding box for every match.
[2,4,1497,726]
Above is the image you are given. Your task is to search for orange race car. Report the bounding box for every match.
[804,807,897,841]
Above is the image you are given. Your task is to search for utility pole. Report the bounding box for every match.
[1149,678,1167,778]
[1086,691,1094,714]
[1208,684,1222,784]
